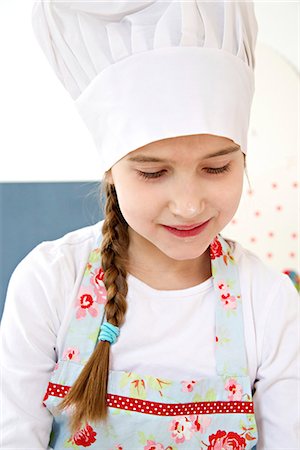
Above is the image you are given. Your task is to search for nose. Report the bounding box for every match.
[168,182,205,219]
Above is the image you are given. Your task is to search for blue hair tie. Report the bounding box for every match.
[98,322,120,345]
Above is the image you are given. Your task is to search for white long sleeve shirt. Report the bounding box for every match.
[1,222,299,449]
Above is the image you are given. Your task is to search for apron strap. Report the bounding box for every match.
[210,235,248,376]
[62,233,106,364]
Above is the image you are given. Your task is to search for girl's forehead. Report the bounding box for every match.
[125,134,239,162]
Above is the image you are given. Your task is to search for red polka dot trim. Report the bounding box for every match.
[43,383,254,416]
[106,395,254,415]
[43,382,70,405]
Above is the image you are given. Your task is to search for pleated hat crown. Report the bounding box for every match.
[32,1,258,176]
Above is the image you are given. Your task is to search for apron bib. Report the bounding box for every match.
[43,234,258,449]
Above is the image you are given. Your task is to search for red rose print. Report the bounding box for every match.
[69,423,97,447]
[208,430,246,450]
[95,267,105,285]
[91,268,107,305]
[76,290,99,319]
[80,294,94,309]
[209,237,223,259]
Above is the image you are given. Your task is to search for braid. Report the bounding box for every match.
[101,183,129,327]
[57,178,129,435]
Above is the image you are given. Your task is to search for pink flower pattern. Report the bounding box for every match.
[169,417,194,444]
[218,280,237,310]
[225,378,243,401]
[90,267,107,305]
[62,347,80,362]
[181,380,196,392]
[75,267,107,319]
[188,415,212,433]
[75,292,99,319]
[144,440,165,450]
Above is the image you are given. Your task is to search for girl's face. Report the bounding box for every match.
[108,134,244,264]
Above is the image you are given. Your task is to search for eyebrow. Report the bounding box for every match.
[127,145,240,163]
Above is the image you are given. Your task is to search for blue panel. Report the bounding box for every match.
[0,182,104,319]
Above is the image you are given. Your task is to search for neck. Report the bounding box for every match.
[126,228,212,291]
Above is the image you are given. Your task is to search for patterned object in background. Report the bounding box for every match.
[224,43,299,283]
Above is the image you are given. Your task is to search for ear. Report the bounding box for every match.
[105,170,114,185]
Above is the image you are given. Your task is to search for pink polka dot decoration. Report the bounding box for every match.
[223,44,298,286]
[224,175,298,284]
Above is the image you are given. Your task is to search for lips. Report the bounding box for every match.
[162,220,211,238]
[166,222,208,230]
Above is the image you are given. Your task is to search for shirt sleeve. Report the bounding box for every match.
[0,243,66,449]
[254,274,300,449]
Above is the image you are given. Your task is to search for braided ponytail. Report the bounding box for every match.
[57,177,129,434]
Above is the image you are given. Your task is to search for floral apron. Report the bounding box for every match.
[43,234,258,449]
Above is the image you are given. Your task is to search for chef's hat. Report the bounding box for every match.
[32,1,257,176]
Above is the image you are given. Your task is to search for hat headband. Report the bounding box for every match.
[75,46,254,176]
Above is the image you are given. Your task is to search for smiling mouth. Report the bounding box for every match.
[162,220,211,237]
[165,222,208,230]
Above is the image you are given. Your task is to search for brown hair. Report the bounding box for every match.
[57,176,129,434]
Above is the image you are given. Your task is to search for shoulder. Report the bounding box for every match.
[15,220,104,275]
[227,237,297,297]
[226,237,299,333]
[227,238,299,370]
[32,220,103,257]
[5,221,104,320]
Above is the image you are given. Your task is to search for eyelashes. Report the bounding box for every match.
[138,170,166,180]
[205,165,231,175]
[137,164,231,180]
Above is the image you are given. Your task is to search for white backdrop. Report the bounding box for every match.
[0,1,299,274]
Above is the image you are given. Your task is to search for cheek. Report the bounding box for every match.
[115,181,158,224]
[218,171,244,213]
[209,168,243,210]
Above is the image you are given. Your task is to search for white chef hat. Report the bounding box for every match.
[32,1,257,177]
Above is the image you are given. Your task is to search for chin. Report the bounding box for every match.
[158,244,210,261]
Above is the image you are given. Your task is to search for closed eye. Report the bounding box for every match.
[137,164,231,180]
[204,164,231,174]
[137,170,166,180]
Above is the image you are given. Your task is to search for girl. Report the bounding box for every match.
[1,1,299,449]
